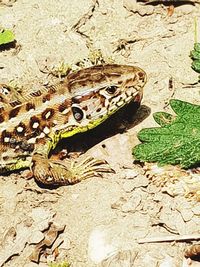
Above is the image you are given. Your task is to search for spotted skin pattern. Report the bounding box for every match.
[0,64,146,185]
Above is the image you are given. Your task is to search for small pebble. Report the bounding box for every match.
[191,205,200,216]
[31,208,55,222]
[122,169,138,179]
[28,230,44,244]
[133,175,149,188]
[122,180,135,193]
[121,194,141,213]
[178,208,194,222]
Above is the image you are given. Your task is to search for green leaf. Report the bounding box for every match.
[190,42,200,73]
[0,29,15,46]
[192,60,200,73]
[169,99,200,118]
[153,112,174,126]
[133,99,200,168]
[190,43,200,60]
[190,50,200,60]
[194,42,200,52]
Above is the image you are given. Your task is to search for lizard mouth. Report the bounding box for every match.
[107,87,142,114]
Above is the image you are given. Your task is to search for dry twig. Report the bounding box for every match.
[137,234,200,244]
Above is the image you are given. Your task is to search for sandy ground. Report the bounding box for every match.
[0,0,200,266]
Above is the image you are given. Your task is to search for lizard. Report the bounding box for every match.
[0,64,147,185]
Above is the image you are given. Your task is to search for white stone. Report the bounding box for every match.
[88,228,118,264]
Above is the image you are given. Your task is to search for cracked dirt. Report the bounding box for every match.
[0,0,200,266]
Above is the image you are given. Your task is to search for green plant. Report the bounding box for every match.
[0,29,15,46]
[190,43,200,73]
[133,99,200,168]
[48,261,70,267]
[190,18,200,73]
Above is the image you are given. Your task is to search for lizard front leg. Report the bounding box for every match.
[31,136,113,185]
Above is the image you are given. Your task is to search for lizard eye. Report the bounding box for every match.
[0,85,10,95]
[72,106,84,121]
[106,85,118,95]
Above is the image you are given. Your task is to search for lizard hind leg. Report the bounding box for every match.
[31,138,114,185]
[31,154,114,185]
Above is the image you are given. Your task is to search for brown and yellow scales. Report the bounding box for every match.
[0,64,146,185]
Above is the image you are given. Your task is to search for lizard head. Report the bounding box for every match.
[61,64,147,137]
